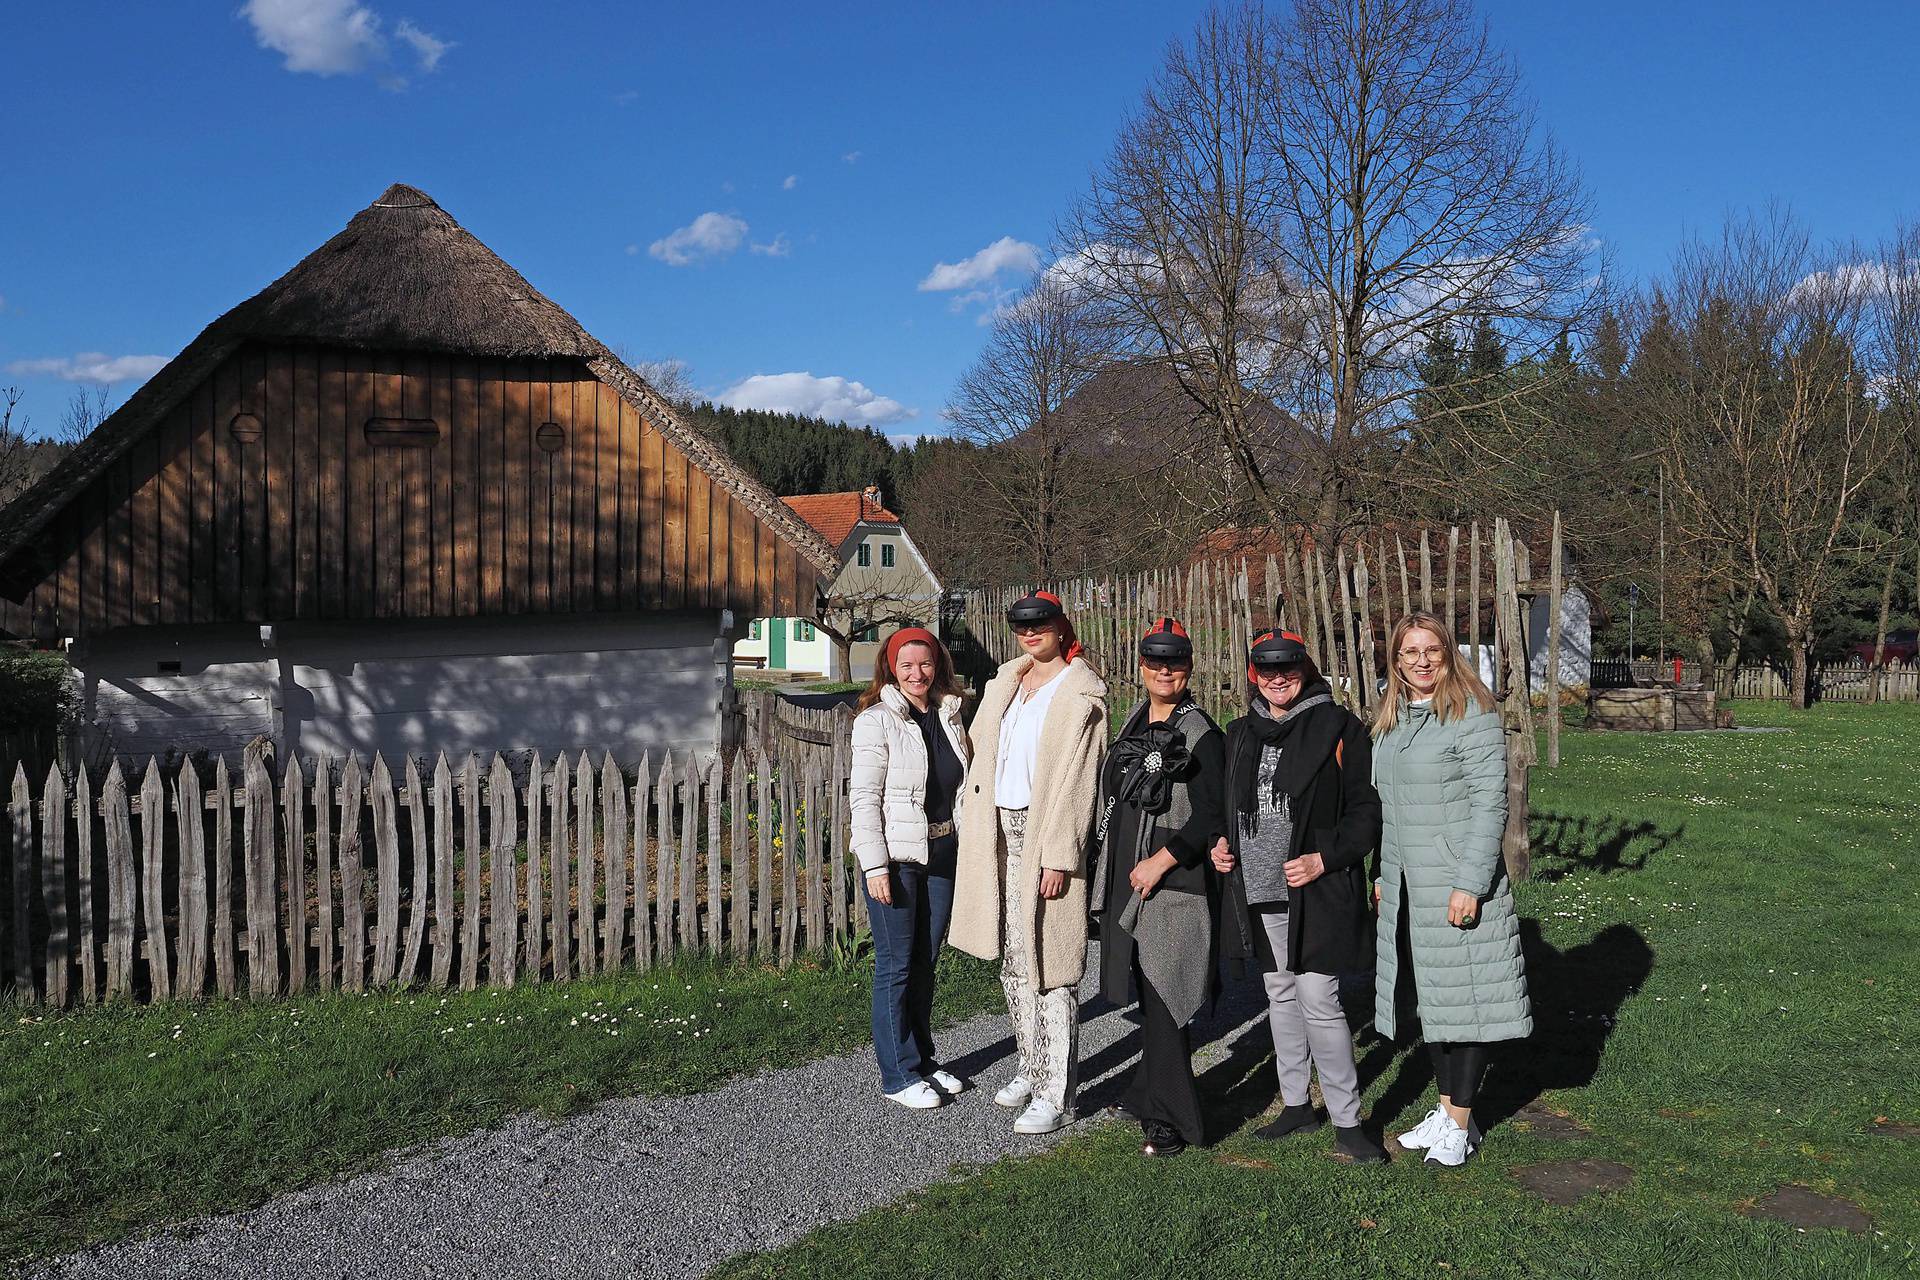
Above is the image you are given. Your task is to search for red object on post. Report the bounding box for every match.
[1673,657,1685,685]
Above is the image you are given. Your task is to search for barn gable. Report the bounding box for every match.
[0,184,834,642]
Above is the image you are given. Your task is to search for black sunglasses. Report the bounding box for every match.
[1252,661,1305,675]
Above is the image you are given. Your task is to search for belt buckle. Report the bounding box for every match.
[927,819,954,839]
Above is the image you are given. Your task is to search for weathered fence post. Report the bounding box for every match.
[140,759,171,1002]
[42,763,69,1007]
[103,761,135,1000]
[336,755,365,994]
[283,756,308,995]
[312,756,333,992]
[243,742,281,996]
[10,765,34,1002]
[368,754,399,986]
[603,752,627,973]
[74,764,96,1004]
[487,753,518,986]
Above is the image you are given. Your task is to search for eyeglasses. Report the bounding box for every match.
[1397,646,1449,664]
[1252,662,1304,677]
[1141,657,1190,672]
[1010,621,1051,635]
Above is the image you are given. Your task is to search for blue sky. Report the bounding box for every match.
[5,1,1920,440]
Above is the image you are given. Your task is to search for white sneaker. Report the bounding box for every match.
[1013,1099,1072,1135]
[1423,1115,1476,1166]
[1396,1104,1450,1150]
[885,1081,944,1110]
[927,1069,967,1096]
[993,1075,1033,1109]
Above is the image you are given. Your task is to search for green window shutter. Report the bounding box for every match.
[881,544,895,568]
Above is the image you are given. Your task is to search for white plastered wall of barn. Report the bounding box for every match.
[68,611,737,768]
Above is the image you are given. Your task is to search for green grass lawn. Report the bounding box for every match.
[715,702,1920,1280]
[0,949,1004,1264]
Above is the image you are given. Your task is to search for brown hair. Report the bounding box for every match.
[856,629,967,712]
[1372,612,1495,737]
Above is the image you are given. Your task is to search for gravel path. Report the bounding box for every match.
[31,950,1271,1280]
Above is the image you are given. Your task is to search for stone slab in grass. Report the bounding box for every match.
[1510,1158,1633,1206]
[1743,1185,1874,1235]
[1869,1117,1919,1140]
[1511,1101,1591,1140]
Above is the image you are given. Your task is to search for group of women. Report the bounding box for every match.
[846,592,1530,1165]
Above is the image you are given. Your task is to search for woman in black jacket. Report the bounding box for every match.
[1094,617,1226,1158]
[1212,629,1388,1163]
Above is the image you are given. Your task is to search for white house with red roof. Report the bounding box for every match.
[732,486,943,679]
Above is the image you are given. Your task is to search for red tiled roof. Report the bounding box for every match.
[778,490,900,550]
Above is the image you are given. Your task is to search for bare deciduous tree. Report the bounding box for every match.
[1638,211,1898,707]
[58,384,112,445]
[1066,0,1598,541]
[942,275,1110,578]
[1864,219,1920,699]
[810,559,941,682]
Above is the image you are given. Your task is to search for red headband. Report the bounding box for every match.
[883,627,941,673]
[1033,592,1085,664]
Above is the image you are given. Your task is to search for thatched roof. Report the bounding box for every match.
[0,183,836,579]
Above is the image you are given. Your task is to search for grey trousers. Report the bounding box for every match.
[1260,907,1362,1127]
[999,808,1079,1112]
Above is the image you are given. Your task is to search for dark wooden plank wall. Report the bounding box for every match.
[6,345,811,641]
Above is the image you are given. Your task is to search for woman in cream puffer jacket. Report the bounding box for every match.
[848,628,972,1110]
[850,685,970,875]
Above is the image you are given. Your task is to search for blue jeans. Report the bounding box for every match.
[864,851,957,1094]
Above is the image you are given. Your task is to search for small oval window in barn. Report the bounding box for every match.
[229,413,264,443]
[536,421,565,453]
[364,417,441,448]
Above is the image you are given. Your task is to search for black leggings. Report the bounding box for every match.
[1427,1040,1491,1106]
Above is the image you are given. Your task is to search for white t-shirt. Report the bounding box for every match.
[994,666,1067,811]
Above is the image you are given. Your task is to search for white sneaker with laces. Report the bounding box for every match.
[993,1075,1033,1109]
[885,1081,945,1110]
[928,1069,967,1096]
[1396,1104,1450,1151]
[1423,1115,1476,1166]
[1013,1099,1071,1135]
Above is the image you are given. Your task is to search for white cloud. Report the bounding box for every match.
[240,0,449,83]
[394,19,450,72]
[751,234,792,258]
[7,352,169,385]
[782,174,799,191]
[918,236,1042,292]
[624,243,639,256]
[613,89,639,106]
[842,150,863,164]
[648,212,749,266]
[716,373,916,427]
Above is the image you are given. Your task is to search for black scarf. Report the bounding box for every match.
[1227,679,1342,830]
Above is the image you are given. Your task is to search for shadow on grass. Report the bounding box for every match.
[1359,920,1654,1135]
[1530,812,1684,882]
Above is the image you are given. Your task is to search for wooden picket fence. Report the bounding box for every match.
[2,737,862,1008]
[962,516,1554,879]
[960,518,1546,729]
[1731,661,1919,703]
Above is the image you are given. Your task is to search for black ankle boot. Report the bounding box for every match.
[1255,1103,1324,1140]
[1335,1124,1389,1163]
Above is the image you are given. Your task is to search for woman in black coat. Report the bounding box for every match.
[1094,618,1226,1158]
[1211,628,1388,1163]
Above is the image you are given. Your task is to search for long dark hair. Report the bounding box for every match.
[856,629,967,712]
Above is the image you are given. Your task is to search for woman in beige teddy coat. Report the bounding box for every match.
[951,591,1107,1135]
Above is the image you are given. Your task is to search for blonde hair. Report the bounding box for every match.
[1372,612,1495,737]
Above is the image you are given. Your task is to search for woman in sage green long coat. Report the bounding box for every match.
[1372,612,1531,1168]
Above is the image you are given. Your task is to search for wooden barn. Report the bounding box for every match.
[0,183,835,766]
